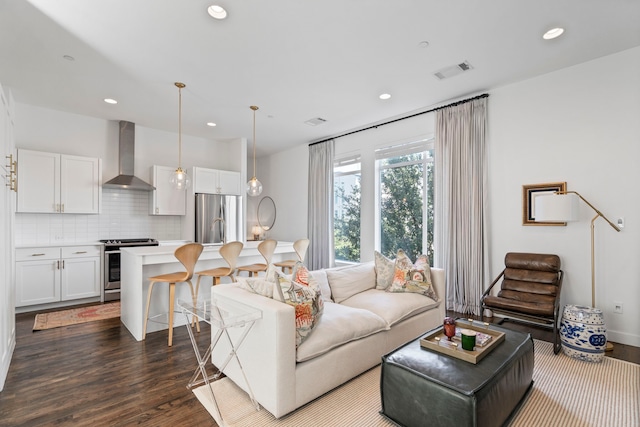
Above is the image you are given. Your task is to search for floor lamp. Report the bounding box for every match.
[535,190,621,351]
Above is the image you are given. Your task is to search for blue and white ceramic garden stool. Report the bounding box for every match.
[560,304,607,363]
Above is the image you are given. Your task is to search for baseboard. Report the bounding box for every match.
[0,330,16,391]
[607,329,640,348]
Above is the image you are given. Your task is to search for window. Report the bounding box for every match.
[376,139,434,264]
[333,155,361,263]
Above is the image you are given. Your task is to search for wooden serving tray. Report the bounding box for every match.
[419,319,506,364]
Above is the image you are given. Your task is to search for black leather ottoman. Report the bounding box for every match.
[381,322,534,427]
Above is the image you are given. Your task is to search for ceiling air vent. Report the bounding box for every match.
[433,61,474,80]
[304,117,328,126]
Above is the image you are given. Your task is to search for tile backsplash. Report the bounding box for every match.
[15,188,182,246]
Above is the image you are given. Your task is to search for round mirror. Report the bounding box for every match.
[257,196,277,230]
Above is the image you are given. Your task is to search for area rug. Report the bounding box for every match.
[193,340,639,427]
[33,302,120,331]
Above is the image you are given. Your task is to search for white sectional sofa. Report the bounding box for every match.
[210,261,446,418]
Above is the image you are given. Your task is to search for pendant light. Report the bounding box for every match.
[246,105,263,197]
[170,82,191,190]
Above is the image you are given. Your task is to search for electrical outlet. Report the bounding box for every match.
[613,302,623,314]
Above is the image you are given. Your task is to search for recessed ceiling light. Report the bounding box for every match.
[379,93,391,100]
[418,41,430,48]
[63,55,75,61]
[206,122,217,127]
[104,98,118,104]
[207,5,227,20]
[543,27,564,40]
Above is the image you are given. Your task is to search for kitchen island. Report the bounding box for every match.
[120,241,295,341]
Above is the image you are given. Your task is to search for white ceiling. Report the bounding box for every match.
[1,0,639,156]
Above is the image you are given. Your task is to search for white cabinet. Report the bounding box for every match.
[15,245,101,308]
[149,165,186,215]
[193,167,241,195]
[17,149,101,214]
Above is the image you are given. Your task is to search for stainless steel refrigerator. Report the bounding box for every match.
[194,193,244,244]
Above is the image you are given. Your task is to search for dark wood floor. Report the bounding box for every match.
[1,306,639,427]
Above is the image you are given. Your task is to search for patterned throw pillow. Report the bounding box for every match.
[374,251,395,290]
[236,263,281,298]
[277,262,324,347]
[387,250,438,301]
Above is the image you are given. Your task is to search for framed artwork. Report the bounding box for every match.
[522,182,567,226]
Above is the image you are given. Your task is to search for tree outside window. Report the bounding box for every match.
[377,141,434,265]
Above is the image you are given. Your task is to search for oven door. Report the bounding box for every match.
[104,250,121,301]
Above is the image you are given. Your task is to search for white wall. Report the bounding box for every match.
[263,46,640,346]
[488,46,640,347]
[255,144,309,242]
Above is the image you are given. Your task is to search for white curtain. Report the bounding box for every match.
[434,97,489,315]
[307,139,335,270]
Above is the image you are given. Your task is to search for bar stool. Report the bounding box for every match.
[195,241,244,293]
[236,239,277,277]
[143,242,203,347]
[274,238,310,274]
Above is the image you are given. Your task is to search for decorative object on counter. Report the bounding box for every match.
[169,82,191,190]
[560,304,607,363]
[251,225,262,241]
[247,105,263,196]
[535,189,621,352]
[274,238,310,274]
[144,242,203,346]
[33,302,120,331]
[443,316,456,341]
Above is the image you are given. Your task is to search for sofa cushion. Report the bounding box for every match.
[341,289,439,327]
[296,301,388,362]
[388,252,438,301]
[326,262,376,303]
[309,269,332,302]
[374,251,395,290]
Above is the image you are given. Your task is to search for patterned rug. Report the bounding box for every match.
[193,340,639,427]
[33,302,120,331]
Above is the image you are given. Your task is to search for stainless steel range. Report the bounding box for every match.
[101,238,159,301]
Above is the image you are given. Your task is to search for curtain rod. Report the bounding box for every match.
[309,93,489,147]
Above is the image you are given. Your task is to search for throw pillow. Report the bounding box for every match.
[277,263,324,347]
[236,276,276,298]
[387,251,438,301]
[236,263,282,299]
[374,251,395,290]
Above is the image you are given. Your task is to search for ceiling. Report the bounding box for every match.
[1,1,639,157]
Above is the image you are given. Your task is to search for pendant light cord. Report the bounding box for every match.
[175,82,186,170]
[251,106,259,179]
[178,85,182,169]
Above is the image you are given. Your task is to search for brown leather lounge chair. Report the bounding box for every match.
[481,252,563,354]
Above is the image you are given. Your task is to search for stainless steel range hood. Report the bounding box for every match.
[103,121,155,191]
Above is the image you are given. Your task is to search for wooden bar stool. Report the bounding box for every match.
[236,239,277,277]
[195,241,244,294]
[143,242,203,346]
[274,238,310,274]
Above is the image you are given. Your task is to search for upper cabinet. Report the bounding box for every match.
[150,165,186,215]
[17,149,101,214]
[192,166,241,195]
